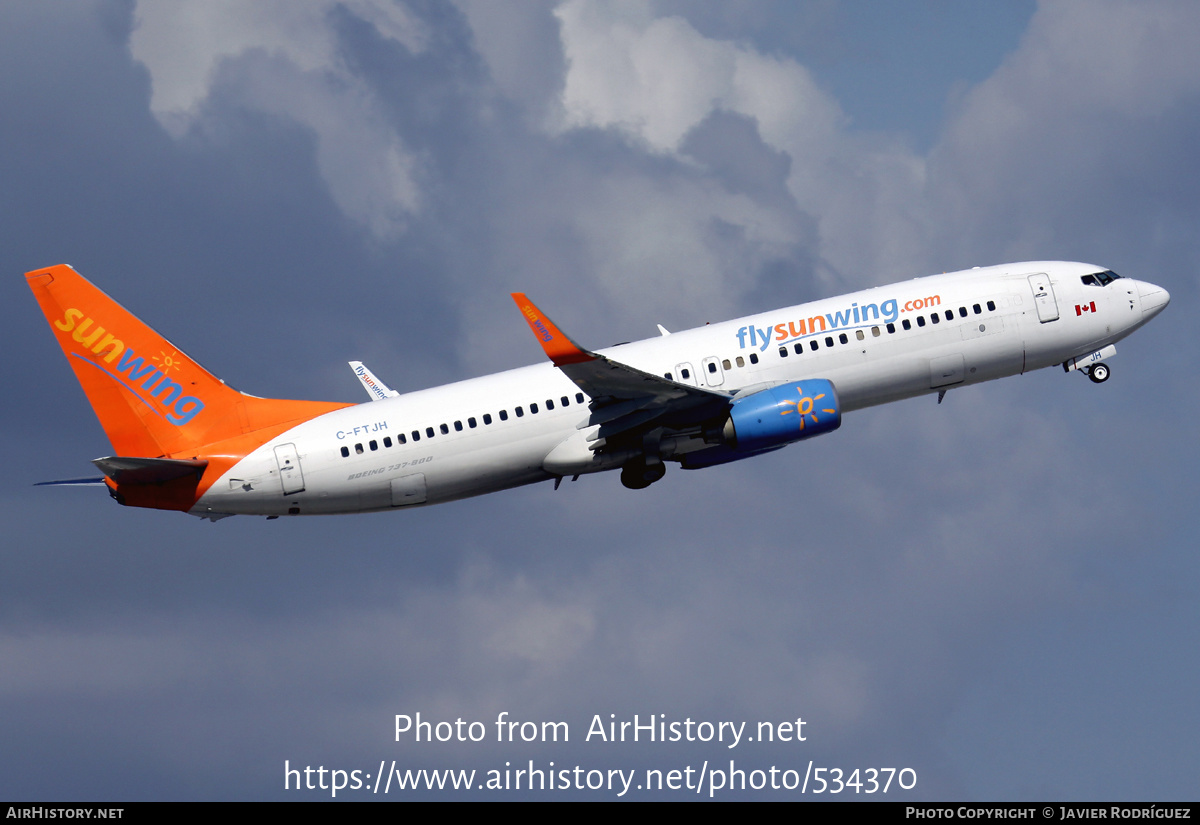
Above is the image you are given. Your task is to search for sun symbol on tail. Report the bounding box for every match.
[152,350,182,373]
[779,386,835,431]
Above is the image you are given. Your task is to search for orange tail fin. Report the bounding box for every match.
[26,265,351,461]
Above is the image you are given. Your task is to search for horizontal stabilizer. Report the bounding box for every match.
[34,477,108,487]
[92,456,208,485]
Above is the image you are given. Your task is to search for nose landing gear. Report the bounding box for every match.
[1085,363,1110,384]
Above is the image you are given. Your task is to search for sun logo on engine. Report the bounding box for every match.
[780,386,835,431]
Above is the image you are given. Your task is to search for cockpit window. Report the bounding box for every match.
[1084,269,1122,287]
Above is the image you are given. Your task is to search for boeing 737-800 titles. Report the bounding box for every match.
[27,261,1168,520]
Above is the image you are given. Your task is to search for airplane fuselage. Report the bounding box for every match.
[192,261,1169,518]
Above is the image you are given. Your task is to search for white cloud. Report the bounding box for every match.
[553,0,839,159]
[551,0,930,284]
[130,0,426,237]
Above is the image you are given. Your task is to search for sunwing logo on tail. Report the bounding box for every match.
[54,307,206,425]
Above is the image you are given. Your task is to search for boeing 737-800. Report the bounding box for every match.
[27,261,1168,520]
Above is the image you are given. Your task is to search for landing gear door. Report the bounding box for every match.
[1028,274,1060,323]
[274,443,305,495]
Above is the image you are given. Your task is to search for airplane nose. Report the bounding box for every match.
[1137,281,1171,318]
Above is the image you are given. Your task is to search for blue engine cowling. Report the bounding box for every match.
[723,379,841,452]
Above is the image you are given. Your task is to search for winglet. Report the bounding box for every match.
[349,360,399,401]
[511,293,596,366]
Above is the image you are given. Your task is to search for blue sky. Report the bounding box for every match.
[2,0,1197,800]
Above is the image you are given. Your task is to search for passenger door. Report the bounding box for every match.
[1027,274,1060,323]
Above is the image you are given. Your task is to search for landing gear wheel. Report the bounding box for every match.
[620,459,666,490]
[1088,363,1110,384]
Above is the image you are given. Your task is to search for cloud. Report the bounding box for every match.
[553,0,840,158]
[551,0,930,284]
[925,0,1200,266]
[130,0,426,237]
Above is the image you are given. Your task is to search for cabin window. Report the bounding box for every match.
[838,333,848,344]
[887,322,896,333]
[412,431,420,442]
[383,437,392,448]
[736,356,745,367]
[468,418,476,429]
[794,343,804,354]
[546,399,554,410]
[959,307,968,318]
[454,420,463,431]
[576,393,585,403]
[515,406,524,417]
[810,340,819,351]
[902,319,911,330]
[872,326,881,337]
[664,373,672,380]
[439,423,449,435]
[856,330,865,341]
[426,427,435,438]
[973,303,982,314]
[779,347,788,357]
[340,446,349,458]
[987,300,996,311]
[355,443,364,454]
[916,316,926,327]
[722,359,731,370]
[749,353,759,364]
[945,310,954,321]
[398,433,407,444]
[931,313,940,325]
[825,337,834,347]
[499,410,508,421]
[483,414,492,425]
[681,368,691,379]
[369,440,378,451]
[561,396,570,407]
[530,403,539,414]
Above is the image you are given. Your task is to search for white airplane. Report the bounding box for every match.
[27,261,1168,519]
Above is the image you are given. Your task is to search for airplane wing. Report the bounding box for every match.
[349,361,399,401]
[511,293,732,443]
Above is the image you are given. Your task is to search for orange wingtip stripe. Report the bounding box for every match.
[510,293,594,366]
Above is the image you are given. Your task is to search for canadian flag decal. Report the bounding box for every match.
[1075,301,1097,316]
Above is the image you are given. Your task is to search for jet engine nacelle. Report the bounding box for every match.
[723,379,841,452]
